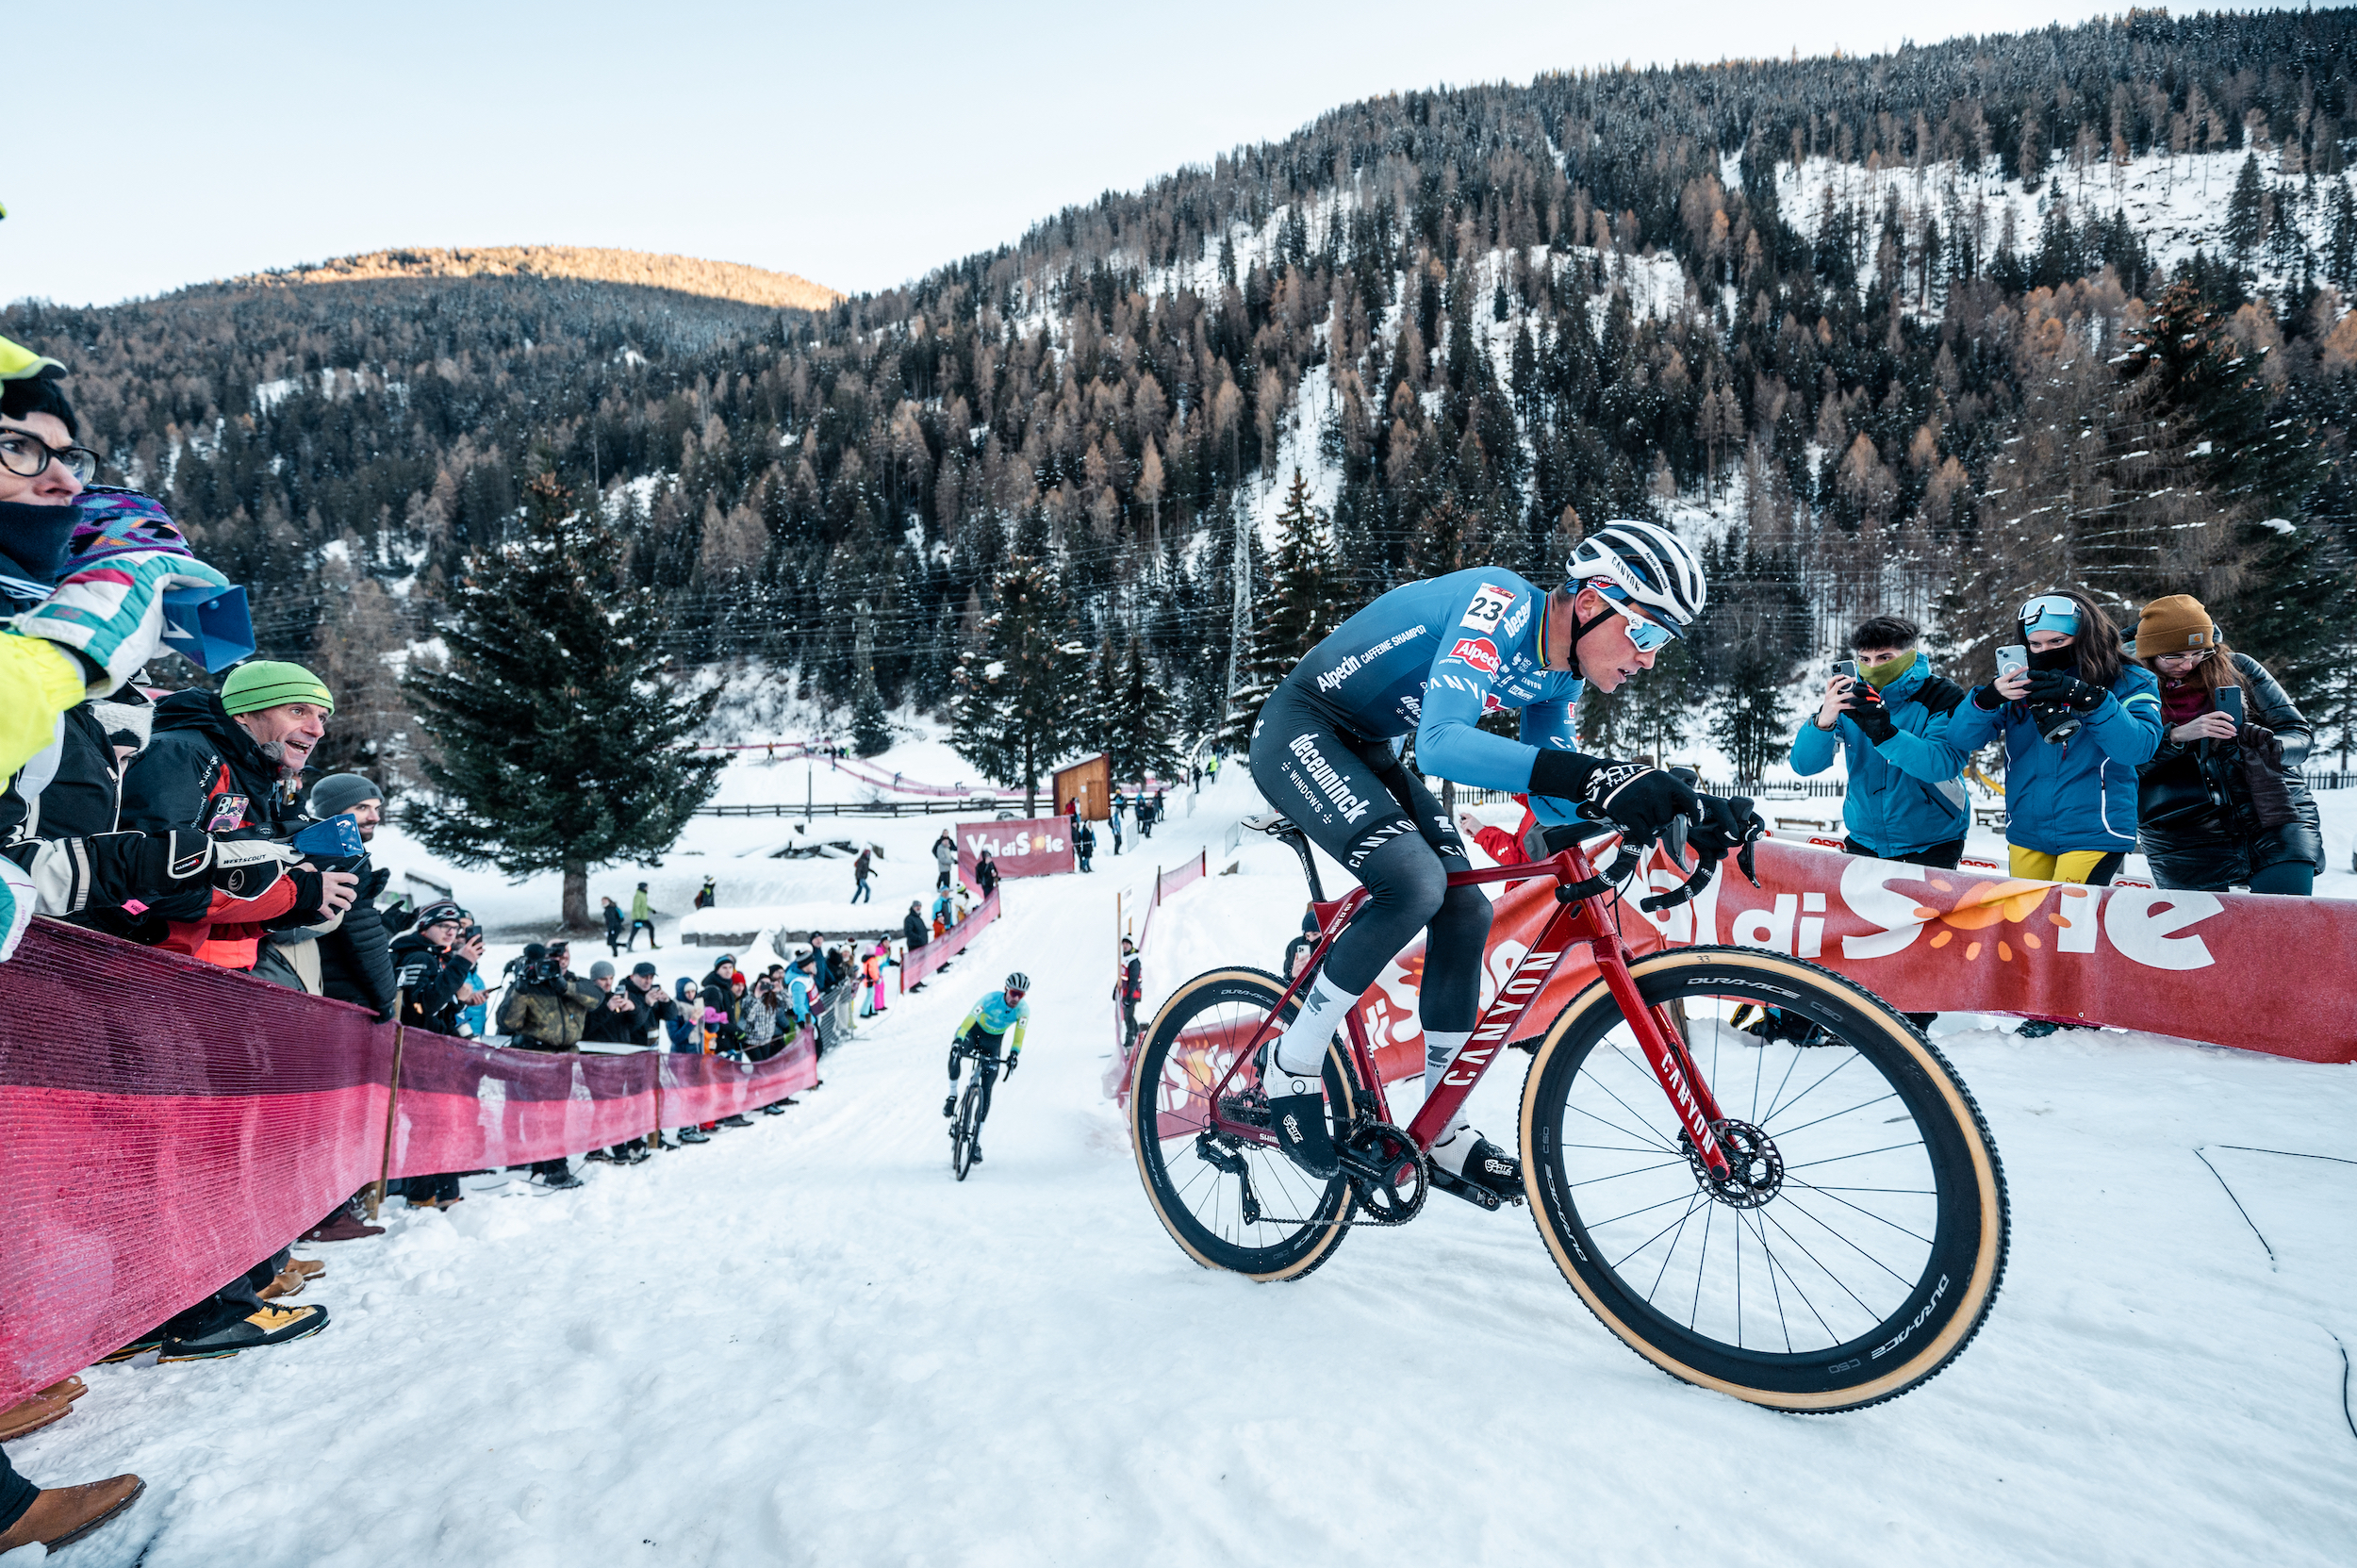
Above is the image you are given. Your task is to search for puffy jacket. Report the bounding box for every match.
[2135,653,2323,888]
[580,983,639,1045]
[314,863,400,1017]
[390,932,472,1034]
[1788,655,1970,857]
[617,977,675,1045]
[501,975,597,1048]
[118,688,306,963]
[1945,662,2163,854]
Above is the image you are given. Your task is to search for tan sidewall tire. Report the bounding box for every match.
[1518,947,2006,1411]
[1129,966,1357,1282]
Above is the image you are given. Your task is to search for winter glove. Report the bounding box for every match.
[1970,683,2006,711]
[2236,722,2283,767]
[2026,669,2104,714]
[360,864,392,902]
[1688,794,1767,884]
[12,550,234,695]
[1577,764,1700,844]
[1003,1053,1018,1078]
[2240,744,2300,832]
[16,828,295,917]
[1848,692,1899,744]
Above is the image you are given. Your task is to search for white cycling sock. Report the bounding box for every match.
[1428,1117,1478,1175]
[1270,969,1358,1081]
[1422,1029,1471,1098]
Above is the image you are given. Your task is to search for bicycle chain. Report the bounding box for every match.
[1194,1116,1430,1230]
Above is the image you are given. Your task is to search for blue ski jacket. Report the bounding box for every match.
[1943,664,2164,854]
[1275,567,1590,826]
[1788,654,1970,856]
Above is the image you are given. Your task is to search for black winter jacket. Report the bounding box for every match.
[581,983,638,1044]
[2135,652,2323,889]
[615,977,675,1045]
[315,863,402,1017]
[390,932,472,1035]
[902,909,929,947]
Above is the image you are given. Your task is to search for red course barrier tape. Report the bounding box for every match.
[0,919,814,1408]
[900,887,1001,993]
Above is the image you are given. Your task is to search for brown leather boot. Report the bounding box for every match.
[258,1266,307,1301]
[0,1393,69,1442]
[38,1375,88,1405]
[286,1258,326,1279]
[0,1474,145,1551]
[302,1207,384,1242]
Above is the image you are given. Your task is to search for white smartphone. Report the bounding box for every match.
[1996,645,2029,681]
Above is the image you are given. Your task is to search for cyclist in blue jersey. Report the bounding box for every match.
[943,971,1030,1163]
[1249,520,1765,1204]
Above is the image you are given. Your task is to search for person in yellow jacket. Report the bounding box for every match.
[1,335,231,961]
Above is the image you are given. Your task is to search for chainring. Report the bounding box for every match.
[1338,1119,1429,1226]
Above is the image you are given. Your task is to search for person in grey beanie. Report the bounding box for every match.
[300,774,399,1018]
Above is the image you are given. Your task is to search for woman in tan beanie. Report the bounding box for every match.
[2131,593,2322,895]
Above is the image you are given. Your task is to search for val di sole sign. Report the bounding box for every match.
[957,817,1074,883]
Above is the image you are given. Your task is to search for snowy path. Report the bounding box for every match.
[13,792,2357,1565]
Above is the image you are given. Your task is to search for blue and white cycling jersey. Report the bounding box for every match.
[1274,567,1589,825]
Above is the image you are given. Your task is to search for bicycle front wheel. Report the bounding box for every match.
[1519,946,2007,1411]
[952,1081,979,1180]
[1129,967,1360,1280]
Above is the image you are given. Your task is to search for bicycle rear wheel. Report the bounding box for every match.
[1519,946,2007,1411]
[1129,967,1360,1280]
[951,1080,979,1180]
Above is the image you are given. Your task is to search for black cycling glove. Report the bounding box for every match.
[1689,793,1766,857]
[2025,669,2104,714]
[1577,764,1700,843]
[1970,683,2006,711]
[1847,693,1898,744]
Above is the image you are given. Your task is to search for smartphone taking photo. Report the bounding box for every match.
[1996,645,2029,681]
[2216,685,2245,728]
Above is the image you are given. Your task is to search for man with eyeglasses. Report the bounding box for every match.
[1247,520,1765,1205]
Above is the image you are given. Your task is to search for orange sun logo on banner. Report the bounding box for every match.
[1910,876,2052,963]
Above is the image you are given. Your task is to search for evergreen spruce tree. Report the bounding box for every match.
[2225,154,2266,267]
[404,464,725,930]
[850,598,894,755]
[949,548,1088,813]
[1224,470,1346,743]
[1106,634,1183,786]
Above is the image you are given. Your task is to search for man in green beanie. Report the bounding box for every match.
[120,658,354,970]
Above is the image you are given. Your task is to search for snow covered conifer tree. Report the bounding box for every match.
[949,547,1087,814]
[1105,634,1182,786]
[1224,469,1345,744]
[404,463,725,930]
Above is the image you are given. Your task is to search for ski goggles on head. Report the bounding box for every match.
[2018,594,2081,636]
[1590,582,1680,652]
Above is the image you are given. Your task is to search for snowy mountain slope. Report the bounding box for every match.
[13,769,2357,1565]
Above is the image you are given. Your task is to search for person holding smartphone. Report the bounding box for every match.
[2130,594,2321,896]
[1947,590,2163,892]
[1791,614,1971,869]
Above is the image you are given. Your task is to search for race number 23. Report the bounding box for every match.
[1459,584,1517,632]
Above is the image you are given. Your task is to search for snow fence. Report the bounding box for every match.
[1106,836,2357,1103]
[0,918,816,1409]
[901,886,1001,991]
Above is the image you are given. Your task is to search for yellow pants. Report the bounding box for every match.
[2008,847,2118,884]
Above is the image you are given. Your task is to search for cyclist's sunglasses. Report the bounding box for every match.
[0,425,100,485]
[1004,987,1027,1003]
[2018,594,2080,635]
[1592,584,1679,652]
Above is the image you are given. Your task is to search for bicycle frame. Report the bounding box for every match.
[1207,837,1739,1181]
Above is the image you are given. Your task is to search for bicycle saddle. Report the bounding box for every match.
[1241,812,1300,836]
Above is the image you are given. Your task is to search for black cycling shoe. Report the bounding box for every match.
[1431,1130,1521,1208]
[1265,1069,1339,1179]
[943,1095,956,1117]
[970,1141,983,1164]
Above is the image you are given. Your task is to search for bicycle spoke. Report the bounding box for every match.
[1605,1193,1706,1276]
[1569,1158,1688,1188]
[1774,1195,1923,1290]
[1689,1199,1716,1330]
[1785,1140,1925,1172]
[1740,1205,1829,1347]
[1564,1097,1680,1158]
[1645,1193,1708,1303]
[1581,1059,1688,1156]
[1756,1206,1885,1327]
[1765,1090,1900,1141]
[1783,1177,1937,1246]
[1560,1139,1682,1157]
[1591,1186,1711,1235]
[1761,1050,1860,1128]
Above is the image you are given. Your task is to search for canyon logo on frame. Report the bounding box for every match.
[957,817,1074,884]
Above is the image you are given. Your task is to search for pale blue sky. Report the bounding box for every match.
[5,2,2177,306]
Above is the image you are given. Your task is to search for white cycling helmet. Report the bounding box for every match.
[1566,520,1707,627]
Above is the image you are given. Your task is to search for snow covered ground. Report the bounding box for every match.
[9,762,2356,1565]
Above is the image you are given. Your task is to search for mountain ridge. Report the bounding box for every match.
[231,244,842,312]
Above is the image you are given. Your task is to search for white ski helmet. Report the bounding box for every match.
[1565,520,1706,628]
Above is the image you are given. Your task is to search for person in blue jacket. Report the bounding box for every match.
[1945,589,2163,895]
[1791,614,1970,867]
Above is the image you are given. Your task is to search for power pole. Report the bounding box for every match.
[1224,501,1250,742]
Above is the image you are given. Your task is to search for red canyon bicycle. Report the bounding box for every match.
[1128,816,2008,1411]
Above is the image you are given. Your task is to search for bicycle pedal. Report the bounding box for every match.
[1430,1166,1506,1213]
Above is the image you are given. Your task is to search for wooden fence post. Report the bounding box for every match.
[367,995,408,1221]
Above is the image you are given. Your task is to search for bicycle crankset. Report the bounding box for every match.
[1681,1118,1784,1208]
[1337,1120,1428,1226]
